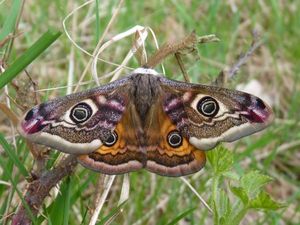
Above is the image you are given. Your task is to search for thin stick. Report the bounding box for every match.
[11,155,78,225]
[227,37,262,79]
[214,32,262,85]
[175,53,190,82]
[180,177,213,213]
[145,32,219,69]
[88,175,116,225]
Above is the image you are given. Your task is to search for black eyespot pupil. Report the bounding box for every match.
[73,109,87,120]
[167,131,182,148]
[70,103,92,123]
[106,135,115,144]
[197,97,219,117]
[202,102,216,114]
[170,135,181,145]
[104,132,118,147]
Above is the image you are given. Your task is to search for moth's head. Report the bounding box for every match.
[186,88,274,150]
[18,97,111,154]
[18,102,56,137]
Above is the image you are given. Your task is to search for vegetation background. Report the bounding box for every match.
[0,0,299,224]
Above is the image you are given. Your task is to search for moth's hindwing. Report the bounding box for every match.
[145,105,206,176]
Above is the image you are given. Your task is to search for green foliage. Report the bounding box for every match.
[207,146,284,225]
[0,134,28,177]
[0,0,22,40]
[166,207,197,225]
[0,29,61,89]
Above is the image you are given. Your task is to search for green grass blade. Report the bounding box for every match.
[166,207,197,225]
[97,201,127,225]
[95,0,100,42]
[0,133,28,177]
[63,177,71,225]
[0,0,22,40]
[0,29,61,89]
[0,156,36,224]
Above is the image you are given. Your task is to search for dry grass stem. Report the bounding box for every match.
[88,175,116,225]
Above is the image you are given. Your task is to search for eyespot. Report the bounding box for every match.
[167,130,183,148]
[197,96,219,117]
[70,103,92,123]
[103,131,118,147]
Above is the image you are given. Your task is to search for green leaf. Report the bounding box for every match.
[212,189,231,225]
[95,0,100,42]
[0,0,22,40]
[240,171,273,198]
[249,191,285,210]
[48,177,72,225]
[207,145,233,174]
[223,171,240,181]
[63,177,71,225]
[0,29,61,89]
[0,156,36,223]
[166,207,197,225]
[230,187,249,205]
[0,133,28,177]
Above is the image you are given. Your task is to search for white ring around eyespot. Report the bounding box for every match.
[167,132,182,148]
[191,94,227,117]
[71,106,89,122]
[200,100,218,116]
[103,131,118,146]
[62,99,98,125]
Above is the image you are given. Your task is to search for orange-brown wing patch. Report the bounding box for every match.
[145,106,206,177]
[77,105,145,175]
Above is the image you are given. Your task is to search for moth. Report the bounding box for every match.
[18,67,273,177]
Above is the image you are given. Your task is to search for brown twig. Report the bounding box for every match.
[174,53,190,82]
[145,32,219,69]
[214,31,262,86]
[11,155,78,225]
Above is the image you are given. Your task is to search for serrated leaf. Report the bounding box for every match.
[230,187,249,205]
[241,171,273,198]
[207,146,233,174]
[249,191,285,210]
[223,171,240,180]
